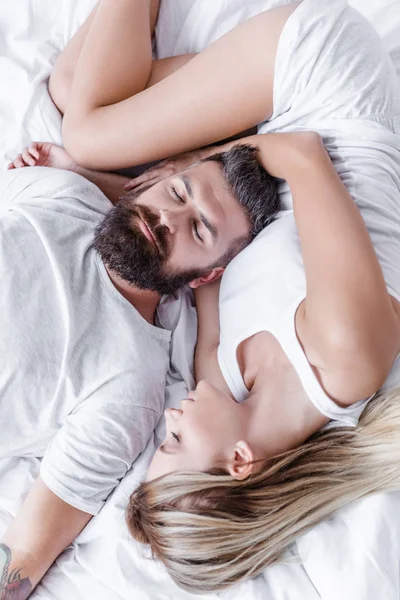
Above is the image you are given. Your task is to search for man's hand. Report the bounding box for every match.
[7,142,77,172]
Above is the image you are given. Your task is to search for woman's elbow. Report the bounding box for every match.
[49,66,72,116]
[62,116,96,169]
[320,327,398,402]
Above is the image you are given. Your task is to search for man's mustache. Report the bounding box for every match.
[132,204,170,258]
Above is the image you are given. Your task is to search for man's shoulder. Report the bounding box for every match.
[2,167,112,217]
[35,167,112,213]
[93,317,171,384]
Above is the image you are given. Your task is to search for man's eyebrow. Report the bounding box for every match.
[182,175,193,199]
[200,213,218,241]
[181,175,218,241]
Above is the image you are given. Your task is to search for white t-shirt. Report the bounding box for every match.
[0,167,171,514]
[218,0,400,426]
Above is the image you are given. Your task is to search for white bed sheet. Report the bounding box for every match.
[1,1,400,599]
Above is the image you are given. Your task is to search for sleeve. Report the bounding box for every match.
[263,0,400,132]
[40,393,161,515]
[0,166,111,217]
[0,168,43,211]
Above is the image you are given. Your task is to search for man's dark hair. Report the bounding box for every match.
[202,143,280,239]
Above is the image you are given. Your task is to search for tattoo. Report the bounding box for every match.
[0,545,32,600]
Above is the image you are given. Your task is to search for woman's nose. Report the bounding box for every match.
[165,407,183,420]
[195,379,209,396]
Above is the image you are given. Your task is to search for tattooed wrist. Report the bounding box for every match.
[0,544,33,600]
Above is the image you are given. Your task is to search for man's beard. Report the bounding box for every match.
[93,191,204,295]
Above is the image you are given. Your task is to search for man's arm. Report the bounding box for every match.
[0,477,91,599]
[0,390,159,599]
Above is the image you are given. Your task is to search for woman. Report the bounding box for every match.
[47,0,400,594]
[124,125,400,594]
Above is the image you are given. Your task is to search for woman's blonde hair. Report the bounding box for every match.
[127,387,400,594]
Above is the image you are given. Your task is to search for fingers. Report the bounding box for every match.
[28,143,40,160]
[123,161,172,191]
[124,175,159,191]
[22,147,36,167]
[7,143,41,170]
[123,170,159,191]
[7,154,25,169]
[122,151,201,191]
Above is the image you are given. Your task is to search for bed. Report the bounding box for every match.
[1,1,400,598]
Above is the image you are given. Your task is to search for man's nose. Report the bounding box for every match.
[158,208,187,235]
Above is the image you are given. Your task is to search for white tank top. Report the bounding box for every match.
[218,134,400,428]
[218,0,400,427]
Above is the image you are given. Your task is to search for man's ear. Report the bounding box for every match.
[188,267,224,289]
[227,441,254,481]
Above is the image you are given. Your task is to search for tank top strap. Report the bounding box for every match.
[277,297,370,427]
[218,343,249,403]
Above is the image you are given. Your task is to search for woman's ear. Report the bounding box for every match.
[227,441,254,480]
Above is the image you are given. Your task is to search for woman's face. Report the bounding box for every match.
[147,380,246,481]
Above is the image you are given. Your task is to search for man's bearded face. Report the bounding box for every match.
[94,190,205,295]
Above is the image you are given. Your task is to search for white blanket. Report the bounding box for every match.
[1,1,400,599]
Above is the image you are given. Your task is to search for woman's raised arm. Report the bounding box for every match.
[194,131,400,405]
[276,134,400,405]
[62,0,299,170]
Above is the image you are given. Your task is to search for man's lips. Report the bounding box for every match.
[137,215,164,255]
[138,216,156,244]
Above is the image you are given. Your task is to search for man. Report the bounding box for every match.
[0,141,278,598]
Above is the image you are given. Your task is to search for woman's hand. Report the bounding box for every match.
[123,148,211,192]
[7,142,77,172]
[254,131,325,180]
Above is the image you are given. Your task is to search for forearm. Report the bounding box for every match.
[147,54,197,88]
[67,0,154,112]
[49,6,98,115]
[0,478,91,600]
[64,3,195,114]
[74,166,130,205]
[63,5,297,169]
[235,132,397,346]
[0,543,36,599]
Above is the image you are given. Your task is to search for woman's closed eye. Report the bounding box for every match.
[171,431,181,443]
